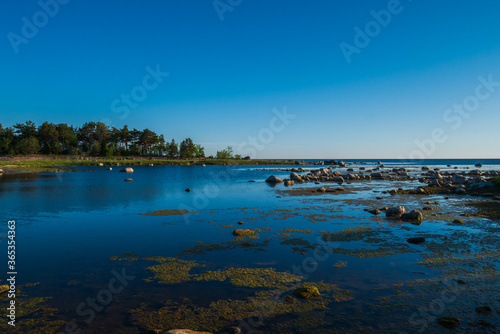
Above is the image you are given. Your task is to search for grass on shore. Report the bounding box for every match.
[0,156,297,168]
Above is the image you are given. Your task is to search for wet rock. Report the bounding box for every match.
[232,229,255,237]
[120,167,134,173]
[368,209,382,215]
[422,207,433,210]
[185,188,191,192]
[294,286,320,299]
[437,316,460,330]
[371,172,383,178]
[386,206,407,218]
[335,187,346,191]
[316,187,326,193]
[401,210,423,221]
[422,166,430,171]
[284,295,296,304]
[265,175,283,183]
[454,279,467,284]
[453,219,464,224]
[284,180,294,187]
[237,222,245,225]
[124,178,134,182]
[475,163,483,167]
[407,237,425,244]
[475,306,492,314]
[333,176,344,184]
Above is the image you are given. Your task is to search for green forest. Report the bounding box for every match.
[0,121,205,158]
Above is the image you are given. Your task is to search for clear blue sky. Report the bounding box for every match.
[2,0,500,158]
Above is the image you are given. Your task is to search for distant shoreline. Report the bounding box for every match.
[0,156,297,173]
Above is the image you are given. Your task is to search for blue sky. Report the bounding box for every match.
[2,0,500,158]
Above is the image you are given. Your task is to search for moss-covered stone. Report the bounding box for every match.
[294,286,320,299]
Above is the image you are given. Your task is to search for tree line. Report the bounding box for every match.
[0,121,205,158]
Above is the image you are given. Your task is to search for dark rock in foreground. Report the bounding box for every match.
[401,210,424,221]
[386,206,406,218]
[437,316,460,329]
[407,237,425,244]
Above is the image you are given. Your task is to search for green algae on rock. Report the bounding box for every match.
[0,288,65,334]
[319,226,373,242]
[193,267,302,289]
[140,209,200,216]
[109,252,139,262]
[144,257,204,284]
[282,228,314,233]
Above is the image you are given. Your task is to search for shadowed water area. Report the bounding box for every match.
[0,159,499,333]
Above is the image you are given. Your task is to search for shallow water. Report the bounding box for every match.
[0,161,499,333]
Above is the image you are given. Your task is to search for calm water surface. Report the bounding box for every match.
[1,160,499,333]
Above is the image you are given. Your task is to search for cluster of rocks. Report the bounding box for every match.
[416,169,500,195]
[264,165,417,186]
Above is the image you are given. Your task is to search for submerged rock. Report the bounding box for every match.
[386,206,407,218]
[453,219,464,224]
[232,229,255,237]
[284,179,294,187]
[316,187,326,193]
[185,188,191,192]
[407,237,425,244]
[294,286,320,299]
[437,316,460,330]
[475,306,492,314]
[368,209,382,215]
[265,175,283,183]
